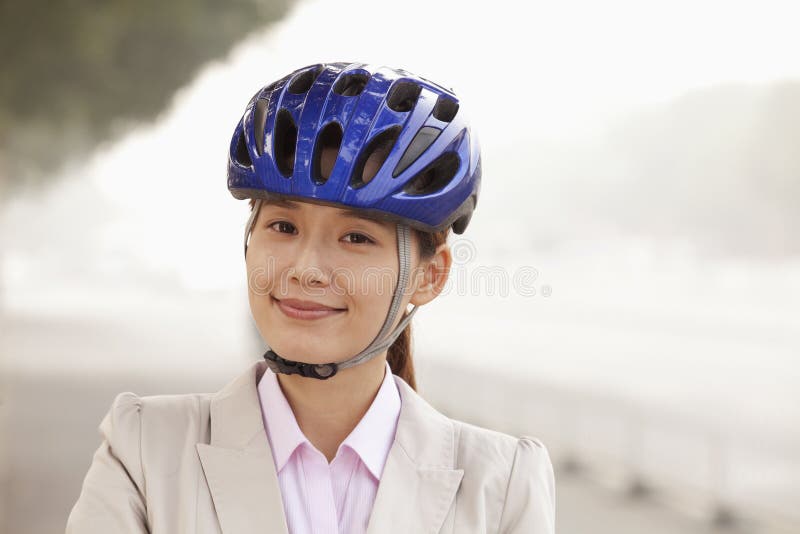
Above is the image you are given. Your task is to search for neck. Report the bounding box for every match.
[275,352,388,463]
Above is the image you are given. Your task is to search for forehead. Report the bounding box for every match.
[260,197,394,228]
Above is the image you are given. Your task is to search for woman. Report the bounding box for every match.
[66,62,556,534]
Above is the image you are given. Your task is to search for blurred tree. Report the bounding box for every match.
[0,0,295,196]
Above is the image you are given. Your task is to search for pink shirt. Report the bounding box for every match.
[256,360,401,534]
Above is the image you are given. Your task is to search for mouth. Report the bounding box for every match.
[271,296,347,321]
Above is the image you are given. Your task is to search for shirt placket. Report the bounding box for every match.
[300,445,339,534]
[331,448,361,533]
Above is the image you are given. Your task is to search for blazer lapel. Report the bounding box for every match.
[196,361,289,534]
[366,376,465,534]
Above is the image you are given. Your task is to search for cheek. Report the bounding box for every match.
[245,247,283,297]
[338,261,398,310]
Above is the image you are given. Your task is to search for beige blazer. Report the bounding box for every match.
[65,360,555,534]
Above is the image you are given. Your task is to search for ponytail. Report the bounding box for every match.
[387,315,416,390]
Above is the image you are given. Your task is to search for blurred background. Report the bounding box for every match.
[1,0,798,533]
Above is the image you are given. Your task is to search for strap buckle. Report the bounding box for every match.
[263,350,338,380]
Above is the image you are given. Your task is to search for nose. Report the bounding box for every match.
[288,236,331,289]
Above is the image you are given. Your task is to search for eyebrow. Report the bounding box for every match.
[340,209,392,227]
[262,197,299,210]
[261,198,393,227]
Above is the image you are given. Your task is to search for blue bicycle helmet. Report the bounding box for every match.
[228,61,481,237]
[228,62,482,380]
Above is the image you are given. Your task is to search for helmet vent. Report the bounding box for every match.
[402,152,460,196]
[274,108,298,177]
[234,129,253,167]
[387,82,421,112]
[312,121,343,185]
[432,95,459,122]
[253,98,269,156]
[393,126,440,177]
[350,126,401,188]
[288,65,323,94]
[333,73,369,96]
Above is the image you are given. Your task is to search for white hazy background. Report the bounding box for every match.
[1,1,799,533]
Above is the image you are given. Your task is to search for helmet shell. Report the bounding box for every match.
[227,62,481,234]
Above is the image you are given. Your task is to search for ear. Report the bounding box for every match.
[409,243,452,306]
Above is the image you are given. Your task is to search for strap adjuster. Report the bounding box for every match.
[263,350,338,380]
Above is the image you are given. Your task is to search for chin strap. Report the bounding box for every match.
[244,198,419,380]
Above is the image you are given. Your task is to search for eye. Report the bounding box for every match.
[268,221,297,234]
[342,232,375,245]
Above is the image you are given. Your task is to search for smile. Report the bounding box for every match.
[271,296,347,321]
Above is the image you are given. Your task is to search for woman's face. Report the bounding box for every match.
[246,197,427,364]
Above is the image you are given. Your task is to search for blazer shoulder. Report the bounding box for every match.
[136,390,213,420]
[97,392,146,483]
[106,389,212,414]
[450,419,556,533]
[106,390,214,475]
[452,418,520,470]
[497,434,556,533]
[451,418,552,488]
[114,390,212,431]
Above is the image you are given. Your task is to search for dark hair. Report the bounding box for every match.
[247,198,449,391]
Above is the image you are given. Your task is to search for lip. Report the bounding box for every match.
[272,296,346,321]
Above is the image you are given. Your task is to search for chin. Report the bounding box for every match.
[267,339,332,360]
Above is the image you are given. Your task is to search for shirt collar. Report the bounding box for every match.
[256,359,401,480]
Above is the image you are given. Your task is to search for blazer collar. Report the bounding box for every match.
[196,360,464,534]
